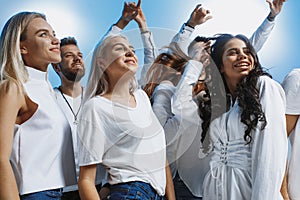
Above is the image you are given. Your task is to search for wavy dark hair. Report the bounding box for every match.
[200,34,271,148]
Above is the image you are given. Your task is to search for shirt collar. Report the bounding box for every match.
[26,66,48,81]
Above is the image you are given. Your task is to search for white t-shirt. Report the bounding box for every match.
[281,68,300,200]
[77,89,166,195]
[54,88,82,177]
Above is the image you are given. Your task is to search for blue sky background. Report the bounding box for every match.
[0,0,299,87]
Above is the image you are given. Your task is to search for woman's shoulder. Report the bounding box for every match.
[285,68,300,80]
[0,80,25,112]
[135,89,149,98]
[258,75,281,88]
[257,75,285,96]
[82,96,103,112]
[134,89,152,105]
[80,96,106,124]
[282,68,300,90]
[0,79,24,98]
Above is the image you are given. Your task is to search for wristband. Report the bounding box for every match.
[267,12,276,22]
[185,22,195,29]
[141,30,150,34]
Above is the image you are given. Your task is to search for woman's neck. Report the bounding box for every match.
[103,90,136,108]
[102,78,136,107]
[224,77,238,100]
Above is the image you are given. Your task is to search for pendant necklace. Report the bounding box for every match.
[58,86,83,125]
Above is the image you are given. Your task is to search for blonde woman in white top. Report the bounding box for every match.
[0,11,75,199]
[77,34,175,200]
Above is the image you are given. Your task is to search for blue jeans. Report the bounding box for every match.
[20,188,63,200]
[108,181,164,200]
[174,173,202,200]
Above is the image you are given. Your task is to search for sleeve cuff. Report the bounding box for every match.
[110,25,123,34]
[180,23,195,34]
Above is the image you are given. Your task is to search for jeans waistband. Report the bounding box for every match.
[110,181,163,199]
[52,188,63,192]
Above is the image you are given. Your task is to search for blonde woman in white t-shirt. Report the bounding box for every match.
[77,34,174,200]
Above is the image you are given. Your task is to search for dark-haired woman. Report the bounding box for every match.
[145,0,286,198]
[200,34,287,200]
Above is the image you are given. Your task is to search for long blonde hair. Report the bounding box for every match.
[84,34,138,102]
[0,11,46,89]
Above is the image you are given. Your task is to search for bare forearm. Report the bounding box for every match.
[115,17,130,30]
[280,175,290,200]
[78,179,101,200]
[280,162,290,200]
[137,20,148,33]
[0,161,20,200]
[165,162,175,200]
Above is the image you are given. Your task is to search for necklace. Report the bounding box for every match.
[58,86,83,125]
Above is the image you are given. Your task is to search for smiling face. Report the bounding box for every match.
[102,36,138,76]
[220,38,254,87]
[20,17,61,71]
[59,44,85,81]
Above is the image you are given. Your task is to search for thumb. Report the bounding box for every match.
[266,0,273,8]
[205,15,213,21]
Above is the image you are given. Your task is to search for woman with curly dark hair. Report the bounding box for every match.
[200,33,288,200]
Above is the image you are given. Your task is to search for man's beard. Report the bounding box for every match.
[61,67,85,82]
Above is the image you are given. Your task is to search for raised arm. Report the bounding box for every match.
[115,1,138,29]
[132,0,147,32]
[100,1,138,41]
[171,41,209,121]
[186,4,213,28]
[267,0,286,21]
[172,4,212,55]
[132,0,159,86]
[249,0,286,52]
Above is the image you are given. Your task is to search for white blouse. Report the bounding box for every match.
[11,67,76,195]
[202,76,287,200]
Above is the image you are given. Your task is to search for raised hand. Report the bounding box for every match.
[187,4,213,28]
[131,0,147,29]
[190,41,211,67]
[122,1,138,22]
[115,1,139,29]
[267,0,286,18]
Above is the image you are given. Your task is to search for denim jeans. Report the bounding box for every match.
[174,173,202,200]
[61,190,80,200]
[61,184,101,200]
[20,188,63,200]
[108,181,164,200]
